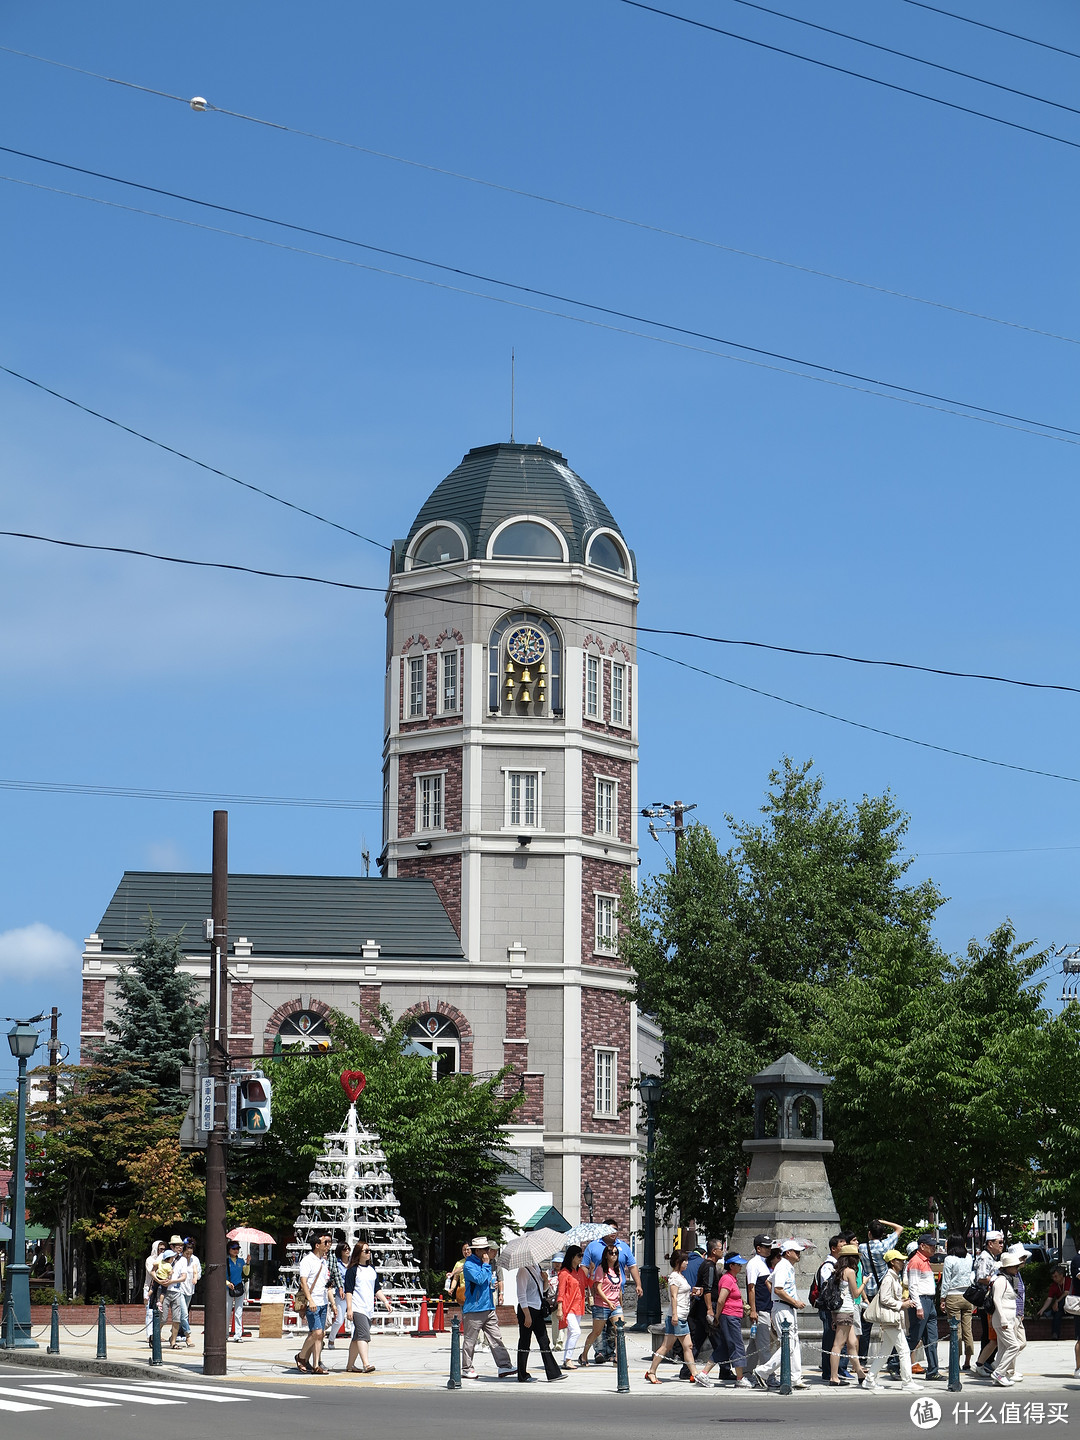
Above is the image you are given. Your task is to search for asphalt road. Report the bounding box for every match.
[1,1364,1077,1440]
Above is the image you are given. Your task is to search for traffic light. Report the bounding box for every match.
[237,1074,272,1133]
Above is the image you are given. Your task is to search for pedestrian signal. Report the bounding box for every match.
[238,1074,272,1133]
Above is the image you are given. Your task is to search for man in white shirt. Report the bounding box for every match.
[744,1234,774,1373]
[174,1239,201,1348]
[297,1233,333,1374]
[975,1231,1005,1375]
[753,1240,808,1390]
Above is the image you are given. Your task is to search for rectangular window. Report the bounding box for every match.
[441,650,459,713]
[418,773,443,831]
[595,893,617,952]
[508,771,539,828]
[594,1049,617,1116]
[408,656,425,718]
[596,778,616,836]
[611,663,626,725]
[586,655,600,717]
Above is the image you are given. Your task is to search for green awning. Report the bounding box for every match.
[25,1225,51,1241]
[523,1205,571,1233]
[0,1223,11,1242]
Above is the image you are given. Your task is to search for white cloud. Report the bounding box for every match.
[0,923,81,978]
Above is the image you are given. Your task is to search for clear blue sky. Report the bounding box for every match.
[3,0,1079,1076]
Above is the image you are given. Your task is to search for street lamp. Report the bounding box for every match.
[583,1182,594,1223]
[631,1072,663,1332]
[2,1020,40,1349]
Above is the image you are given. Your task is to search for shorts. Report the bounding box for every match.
[352,1313,372,1343]
[306,1304,329,1332]
[164,1292,184,1323]
[592,1306,622,1321]
[665,1318,689,1336]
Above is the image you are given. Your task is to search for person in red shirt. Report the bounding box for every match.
[1038,1267,1069,1341]
[557,1246,588,1369]
[697,1255,753,1388]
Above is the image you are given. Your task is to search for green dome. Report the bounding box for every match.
[395,442,634,578]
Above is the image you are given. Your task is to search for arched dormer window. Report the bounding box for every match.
[407,1013,460,1078]
[585,529,629,576]
[408,522,467,569]
[488,611,562,716]
[488,516,568,562]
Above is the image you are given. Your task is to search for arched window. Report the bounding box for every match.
[407,1014,459,1078]
[411,525,465,567]
[794,1094,818,1139]
[586,531,628,576]
[276,1010,331,1051]
[490,519,565,561]
[488,610,563,716]
[760,1092,780,1138]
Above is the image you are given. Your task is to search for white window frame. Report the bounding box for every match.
[502,767,544,830]
[415,769,446,832]
[595,776,617,837]
[611,662,627,727]
[594,892,618,954]
[440,648,460,715]
[585,654,600,718]
[594,1047,618,1117]
[407,655,426,718]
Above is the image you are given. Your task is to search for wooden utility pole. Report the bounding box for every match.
[203,810,229,1376]
[47,1007,60,1115]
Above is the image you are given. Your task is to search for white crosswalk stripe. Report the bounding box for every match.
[26,1383,184,1405]
[0,1397,50,1413]
[0,1383,118,1407]
[101,1380,305,1401]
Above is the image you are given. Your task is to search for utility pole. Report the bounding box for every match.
[47,1007,60,1115]
[204,810,229,1377]
[641,799,697,869]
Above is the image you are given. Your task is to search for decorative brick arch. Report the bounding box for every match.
[400,634,430,655]
[434,628,464,647]
[263,996,334,1053]
[398,998,474,1073]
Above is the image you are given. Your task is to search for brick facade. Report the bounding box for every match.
[395,853,462,935]
[581,855,632,969]
[229,982,253,1057]
[580,986,631,1135]
[357,983,381,1034]
[581,751,632,844]
[581,1155,631,1239]
[396,745,462,836]
[80,977,106,1058]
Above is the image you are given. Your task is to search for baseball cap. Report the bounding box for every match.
[986,1230,1004,1242]
[778,1238,805,1253]
[753,1233,773,1248]
[917,1233,936,1246]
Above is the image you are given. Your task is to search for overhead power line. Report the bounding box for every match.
[0,47,1073,348]
[614,0,1080,154]
[6,365,1080,700]
[722,0,1080,118]
[895,1,1080,64]
[6,148,1080,449]
[0,777,377,809]
[2,525,1079,790]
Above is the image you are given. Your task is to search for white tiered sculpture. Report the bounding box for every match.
[281,1072,424,1333]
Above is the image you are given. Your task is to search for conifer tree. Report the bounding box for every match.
[97,914,205,1113]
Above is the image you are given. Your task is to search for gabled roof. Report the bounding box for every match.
[94,873,465,961]
[750,1052,832,1087]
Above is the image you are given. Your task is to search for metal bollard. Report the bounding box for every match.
[778,1318,792,1395]
[2,1297,14,1350]
[447,1313,462,1390]
[150,1305,163,1366]
[948,1314,962,1392]
[96,1301,108,1360]
[616,1317,630,1393]
[47,1300,60,1354]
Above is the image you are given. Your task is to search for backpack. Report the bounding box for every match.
[819,1270,846,1313]
[808,1262,827,1308]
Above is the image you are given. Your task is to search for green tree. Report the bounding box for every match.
[622,758,942,1235]
[96,914,205,1112]
[231,1007,522,1283]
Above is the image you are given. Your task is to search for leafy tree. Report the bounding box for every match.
[621,758,942,1235]
[231,1007,522,1282]
[1033,1002,1080,1230]
[96,914,205,1113]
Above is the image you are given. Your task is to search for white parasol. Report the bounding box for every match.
[498,1228,566,1271]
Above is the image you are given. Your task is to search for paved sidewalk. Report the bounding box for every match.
[10,1317,1080,1395]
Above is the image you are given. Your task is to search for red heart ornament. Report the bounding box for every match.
[340,1071,366,1103]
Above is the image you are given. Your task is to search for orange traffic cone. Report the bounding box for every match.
[413,1296,435,1337]
[434,1297,445,1332]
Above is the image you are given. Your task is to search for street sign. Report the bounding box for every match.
[199,1076,215,1131]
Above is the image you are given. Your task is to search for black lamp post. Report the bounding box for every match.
[584,1182,594,1223]
[631,1072,663,1332]
[2,1020,40,1349]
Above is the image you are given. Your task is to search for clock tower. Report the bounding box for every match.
[381,440,647,1227]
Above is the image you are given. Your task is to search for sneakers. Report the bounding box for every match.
[976,1364,993,1378]
[693,1373,713,1388]
[991,1372,1013,1388]
[792,1381,809,1390]
[862,1377,877,1390]
[752,1366,770,1389]
[1074,1369,1080,1380]
[735,1377,754,1389]
[901,1383,922,1393]
[497,1369,516,1378]
[462,1368,479,1379]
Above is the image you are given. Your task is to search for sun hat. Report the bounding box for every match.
[1001,1245,1030,1267]
[227,1239,241,1249]
[470,1236,492,1249]
[724,1253,747,1266]
[884,1249,907,1264]
[169,1234,184,1246]
[906,1241,919,1254]
[986,1230,1004,1243]
[838,1244,860,1256]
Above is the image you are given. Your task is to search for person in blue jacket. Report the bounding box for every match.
[461,1238,514,1379]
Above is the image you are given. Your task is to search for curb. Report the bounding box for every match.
[0,1350,197,1382]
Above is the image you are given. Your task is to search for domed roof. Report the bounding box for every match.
[395,442,633,577]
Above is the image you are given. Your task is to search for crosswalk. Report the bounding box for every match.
[0,1377,305,1413]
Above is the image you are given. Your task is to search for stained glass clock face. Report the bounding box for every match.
[506,625,546,666]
